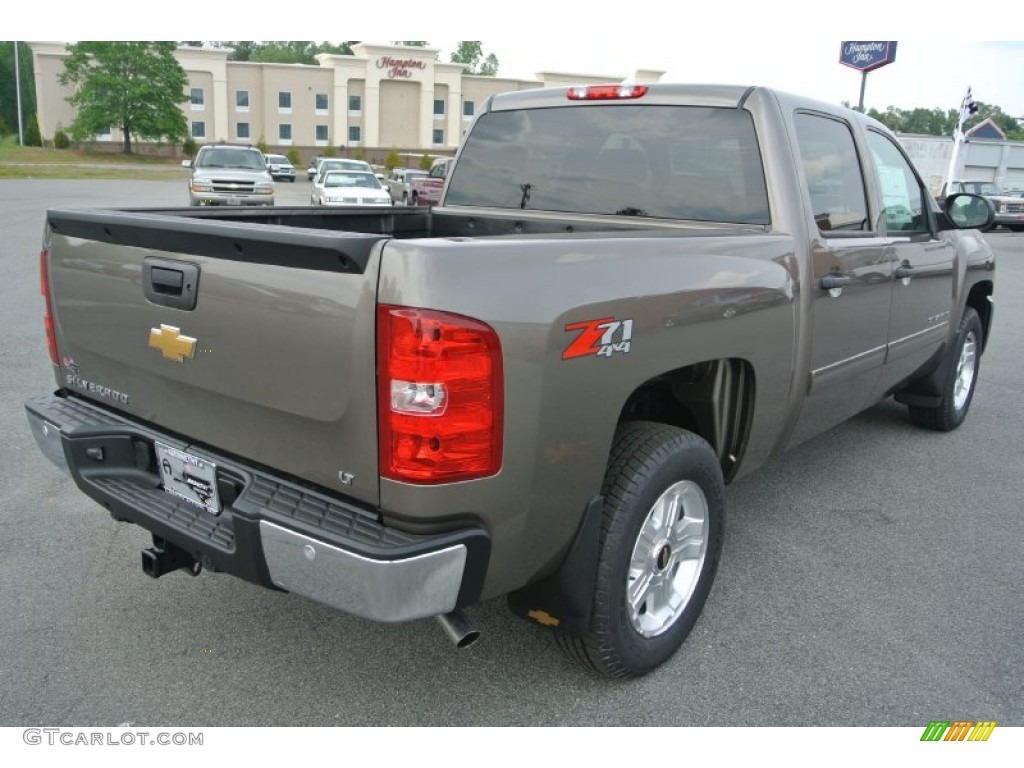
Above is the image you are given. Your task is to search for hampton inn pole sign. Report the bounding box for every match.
[840,42,897,112]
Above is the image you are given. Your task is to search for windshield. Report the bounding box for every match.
[445,105,769,224]
[267,155,289,164]
[196,148,267,170]
[321,160,371,173]
[967,182,1002,195]
[324,172,382,189]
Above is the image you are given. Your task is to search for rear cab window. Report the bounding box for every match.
[445,105,770,224]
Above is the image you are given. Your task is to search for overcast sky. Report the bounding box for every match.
[21,4,1024,119]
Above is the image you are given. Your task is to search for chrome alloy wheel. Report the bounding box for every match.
[953,331,978,412]
[626,479,709,638]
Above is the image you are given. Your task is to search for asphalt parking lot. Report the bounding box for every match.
[1,179,1021,727]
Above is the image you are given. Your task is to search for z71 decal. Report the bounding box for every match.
[562,317,633,360]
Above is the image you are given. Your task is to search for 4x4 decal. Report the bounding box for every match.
[562,317,633,360]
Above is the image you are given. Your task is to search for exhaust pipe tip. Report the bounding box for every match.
[435,610,480,649]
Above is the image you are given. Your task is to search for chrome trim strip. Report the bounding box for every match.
[259,520,467,623]
[808,345,887,393]
[886,322,948,363]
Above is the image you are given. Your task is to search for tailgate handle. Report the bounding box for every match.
[143,258,199,311]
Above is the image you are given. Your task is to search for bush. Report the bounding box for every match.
[256,137,268,154]
[286,148,302,166]
[353,146,366,161]
[182,136,197,157]
[324,146,337,158]
[53,129,71,149]
[419,154,433,171]
[384,147,401,172]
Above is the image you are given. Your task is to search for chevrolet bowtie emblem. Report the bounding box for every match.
[148,324,197,362]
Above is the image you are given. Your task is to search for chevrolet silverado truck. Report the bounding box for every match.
[26,84,996,678]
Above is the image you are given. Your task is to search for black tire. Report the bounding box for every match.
[402,192,409,206]
[908,307,983,431]
[556,421,725,678]
[411,193,418,206]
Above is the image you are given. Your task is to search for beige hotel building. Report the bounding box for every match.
[30,42,663,161]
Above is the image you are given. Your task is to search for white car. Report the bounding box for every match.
[311,170,393,206]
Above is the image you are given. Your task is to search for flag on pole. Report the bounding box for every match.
[955,87,979,139]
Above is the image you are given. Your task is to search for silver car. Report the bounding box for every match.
[187,144,275,206]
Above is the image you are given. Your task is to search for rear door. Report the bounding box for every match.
[787,111,892,447]
[45,210,384,506]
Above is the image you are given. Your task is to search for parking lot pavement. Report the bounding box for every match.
[1,179,1022,727]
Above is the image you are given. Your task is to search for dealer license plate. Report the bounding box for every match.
[155,442,222,515]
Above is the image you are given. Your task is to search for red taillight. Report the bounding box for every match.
[567,84,648,101]
[377,305,503,484]
[40,249,58,364]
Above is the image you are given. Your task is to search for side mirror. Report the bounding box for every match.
[181,159,192,168]
[944,193,995,231]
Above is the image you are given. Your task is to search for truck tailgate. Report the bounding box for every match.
[44,210,383,506]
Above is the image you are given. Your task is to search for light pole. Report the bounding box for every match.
[14,41,24,146]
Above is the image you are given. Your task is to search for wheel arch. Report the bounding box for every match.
[966,279,993,353]
[615,357,756,483]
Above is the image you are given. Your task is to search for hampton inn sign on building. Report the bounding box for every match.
[30,42,664,157]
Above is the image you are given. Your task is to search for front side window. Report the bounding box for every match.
[236,90,249,110]
[866,131,930,234]
[236,122,250,139]
[794,112,869,233]
[190,87,204,109]
[279,91,292,111]
[445,105,770,224]
[191,121,205,139]
[434,98,445,117]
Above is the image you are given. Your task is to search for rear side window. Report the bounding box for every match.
[794,112,869,233]
[445,105,770,224]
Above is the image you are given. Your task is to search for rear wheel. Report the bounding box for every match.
[908,307,983,431]
[556,422,725,678]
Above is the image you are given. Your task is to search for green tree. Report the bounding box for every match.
[0,42,37,141]
[419,154,433,171]
[384,146,400,171]
[58,42,188,154]
[450,41,499,76]
[212,41,356,64]
[286,147,302,166]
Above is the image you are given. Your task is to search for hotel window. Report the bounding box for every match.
[315,93,329,113]
[315,125,329,146]
[95,126,112,140]
[236,90,249,111]
[279,123,292,144]
[463,101,474,119]
[236,122,250,140]
[279,91,292,112]
[348,95,361,115]
[348,125,361,144]
[433,128,444,145]
[191,121,206,139]
[433,99,445,117]
[190,87,204,111]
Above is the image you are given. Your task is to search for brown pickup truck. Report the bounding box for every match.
[26,83,996,678]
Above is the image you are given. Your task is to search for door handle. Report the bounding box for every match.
[894,264,915,279]
[819,275,852,290]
